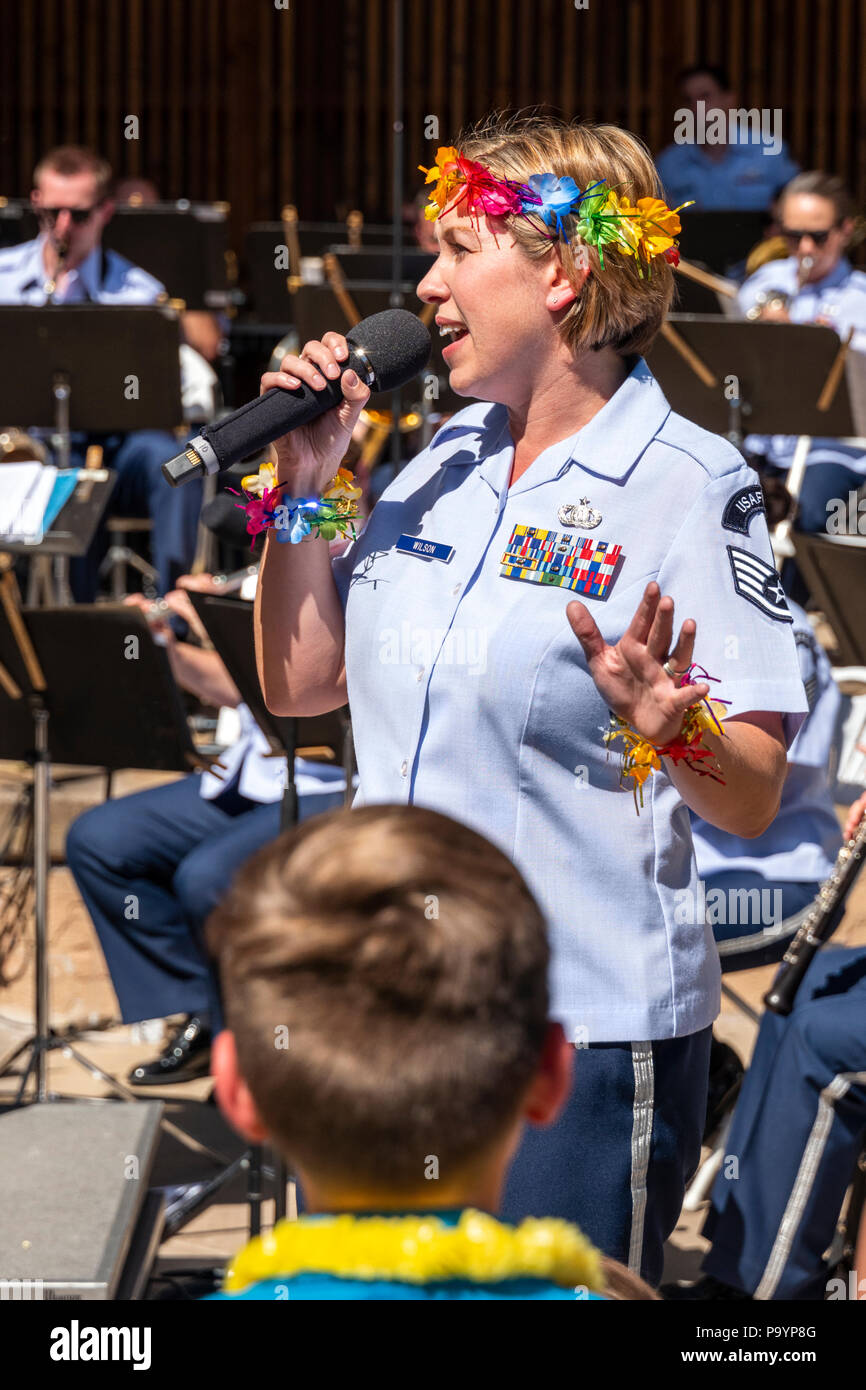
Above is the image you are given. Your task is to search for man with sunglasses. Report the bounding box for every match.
[737,172,866,590]
[0,145,202,600]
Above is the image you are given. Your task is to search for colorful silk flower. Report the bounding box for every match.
[228,462,361,547]
[418,146,690,273]
[604,663,730,814]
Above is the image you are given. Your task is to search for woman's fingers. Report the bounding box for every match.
[624,582,661,648]
[670,681,710,721]
[260,338,343,395]
[646,594,675,664]
[298,338,343,381]
[321,331,350,362]
[664,618,697,679]
[566,600,607,665]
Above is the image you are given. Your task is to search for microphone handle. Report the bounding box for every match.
[190,352,367,474]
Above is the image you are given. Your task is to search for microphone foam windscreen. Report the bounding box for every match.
[347,309,431,392]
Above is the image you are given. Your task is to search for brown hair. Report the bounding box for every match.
[778,171,855,223]
[207,804,550,1191]
[456,112,675,358]
[33,146,113,201]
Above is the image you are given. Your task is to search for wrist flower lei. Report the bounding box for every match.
[419,145,691,273]
[229,460,362,546]
[604,664,730,814]
[222,1208,604,1295]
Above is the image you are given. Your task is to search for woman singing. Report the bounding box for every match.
[252,115,808,1283]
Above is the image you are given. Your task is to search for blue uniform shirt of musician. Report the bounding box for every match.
[690,600,842,884]
[0,232,164,304]
[656,136,799,212]
[738,257,866,511]
[331,358,809,1044]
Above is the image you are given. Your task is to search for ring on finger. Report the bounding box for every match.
[663,659,690,679]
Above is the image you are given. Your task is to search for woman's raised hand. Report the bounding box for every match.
[566,582,709,745]
[259,331,370,495]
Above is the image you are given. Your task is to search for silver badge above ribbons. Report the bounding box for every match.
[558,498,602,529]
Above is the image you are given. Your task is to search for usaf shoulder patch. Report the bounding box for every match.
[722,485,766,534]
[727,545,792,622]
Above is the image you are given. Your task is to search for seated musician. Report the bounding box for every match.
[656,64,799,213]
[0,145,203,599]
[666,790,866,1301]
[690,584,843,1130]
[64,570,345,1085]
[737,172,866,575]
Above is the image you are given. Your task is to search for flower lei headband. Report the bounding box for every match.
[419,145,690,271]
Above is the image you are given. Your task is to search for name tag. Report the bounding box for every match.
[500,524,623,599]
[396,534,454,563]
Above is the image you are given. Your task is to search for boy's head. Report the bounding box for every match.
[207,804,570,1206]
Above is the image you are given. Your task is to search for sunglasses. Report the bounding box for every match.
[779,225,837,246]
[36,202,104,226]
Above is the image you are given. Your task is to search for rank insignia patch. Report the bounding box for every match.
[500,524,623,599]
[722,485,766,534]
[727,545,792,622]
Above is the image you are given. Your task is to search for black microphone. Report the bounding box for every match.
[162,308,431,487]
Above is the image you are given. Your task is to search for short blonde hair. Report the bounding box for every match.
[456,113,675,358]
[34,145,113,202]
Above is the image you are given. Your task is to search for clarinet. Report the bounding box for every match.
[763,814,866,1015]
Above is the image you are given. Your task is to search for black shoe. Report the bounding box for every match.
[661,1275,752,1301]
[703,1038,745,1142]
[128,1015,212,1087]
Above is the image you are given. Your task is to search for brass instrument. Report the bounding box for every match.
[745,254,813,320]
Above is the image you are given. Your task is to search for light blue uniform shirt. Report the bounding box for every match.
[332,359,808,1042]
[656,138,799,212]
[738,256,866,478]
[198,702,347,806]
[691,600,842,884]
[0,233,164,305]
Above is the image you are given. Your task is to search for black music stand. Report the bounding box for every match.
[187,591,351,828]
[104,203,233,311]
[0,593,206,1111]
[0,305,183,443]
[0,305,183,601]
[646,316,859,442]
[676,210,769,276]
[647,315,865,589]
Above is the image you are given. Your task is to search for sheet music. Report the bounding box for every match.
[0,462,57,543]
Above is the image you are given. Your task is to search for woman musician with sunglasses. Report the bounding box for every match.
[738,172,866,572]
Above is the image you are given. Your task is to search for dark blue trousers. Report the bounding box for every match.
[67,430,203,600]
[702,947,866,1300]
[500,1026,713,1286]
[706,871,820,971]
[66,774,292,1028]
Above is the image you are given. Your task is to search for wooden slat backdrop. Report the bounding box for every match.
[1,0,865,251]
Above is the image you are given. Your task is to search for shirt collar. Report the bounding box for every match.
[16,235,48,292]
[19,234,104,299]
[808,256,851,293]
[433,357,671,487]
